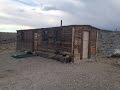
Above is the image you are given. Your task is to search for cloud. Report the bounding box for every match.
[0,24,32,32]
[13,0,39,6]
[0,0,120,32]
[42,5,58,11]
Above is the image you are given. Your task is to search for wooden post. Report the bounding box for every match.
[61,20,62,27]
[72,27,75,61]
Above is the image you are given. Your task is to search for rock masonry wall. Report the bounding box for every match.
[97,30,120,57]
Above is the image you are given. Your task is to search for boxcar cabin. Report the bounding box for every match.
[17,25,98,62]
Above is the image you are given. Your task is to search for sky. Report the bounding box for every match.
[0,0,120,32]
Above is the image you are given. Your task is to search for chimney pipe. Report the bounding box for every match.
[61,20,62,27]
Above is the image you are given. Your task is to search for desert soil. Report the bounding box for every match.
[0,50,120,90]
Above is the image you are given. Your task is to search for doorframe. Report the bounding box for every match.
[32,31,34,52]
[32,31,38,52]
[72,27,75,60]
[81,30,90,59]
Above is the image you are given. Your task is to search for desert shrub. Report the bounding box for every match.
[111,53,120,58]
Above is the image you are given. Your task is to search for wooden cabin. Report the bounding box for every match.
[17,25,98,62]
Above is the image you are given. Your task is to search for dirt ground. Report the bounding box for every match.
[0,50,120,90]
[0,43,16,52]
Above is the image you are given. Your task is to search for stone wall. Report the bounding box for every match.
[97,30,120,57]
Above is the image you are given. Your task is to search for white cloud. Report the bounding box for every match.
[0,0,120,32]
[0,24,32,32]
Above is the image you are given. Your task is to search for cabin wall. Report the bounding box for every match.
[17,30,33,52]
[73,27,82,62]
[73,26,97,62]
[89,28,97,58]
[34,27,73,56]
[62,27,72,53]
[36,28,62,53]
[16,25,97,62]
[83,26,97,59]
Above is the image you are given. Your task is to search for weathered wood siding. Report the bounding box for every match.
[17,25,97,61]
[73,26,97,61]
[35,27,72,54]
[17,30,33,52]
[62,27,72,53]
[89,28,97,58]
[73,27,82,61]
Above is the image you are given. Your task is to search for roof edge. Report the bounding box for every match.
[17,25,101,31]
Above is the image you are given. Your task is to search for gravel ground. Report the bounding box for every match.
[0,51,120,90]
[0,43,16,52]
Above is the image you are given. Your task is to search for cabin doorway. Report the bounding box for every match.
[82,31,89,59]
[34,33,38,51]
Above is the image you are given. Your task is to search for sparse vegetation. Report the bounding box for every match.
[111,53,120,58]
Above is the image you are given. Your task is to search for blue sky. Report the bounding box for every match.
[0,0,120,32]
